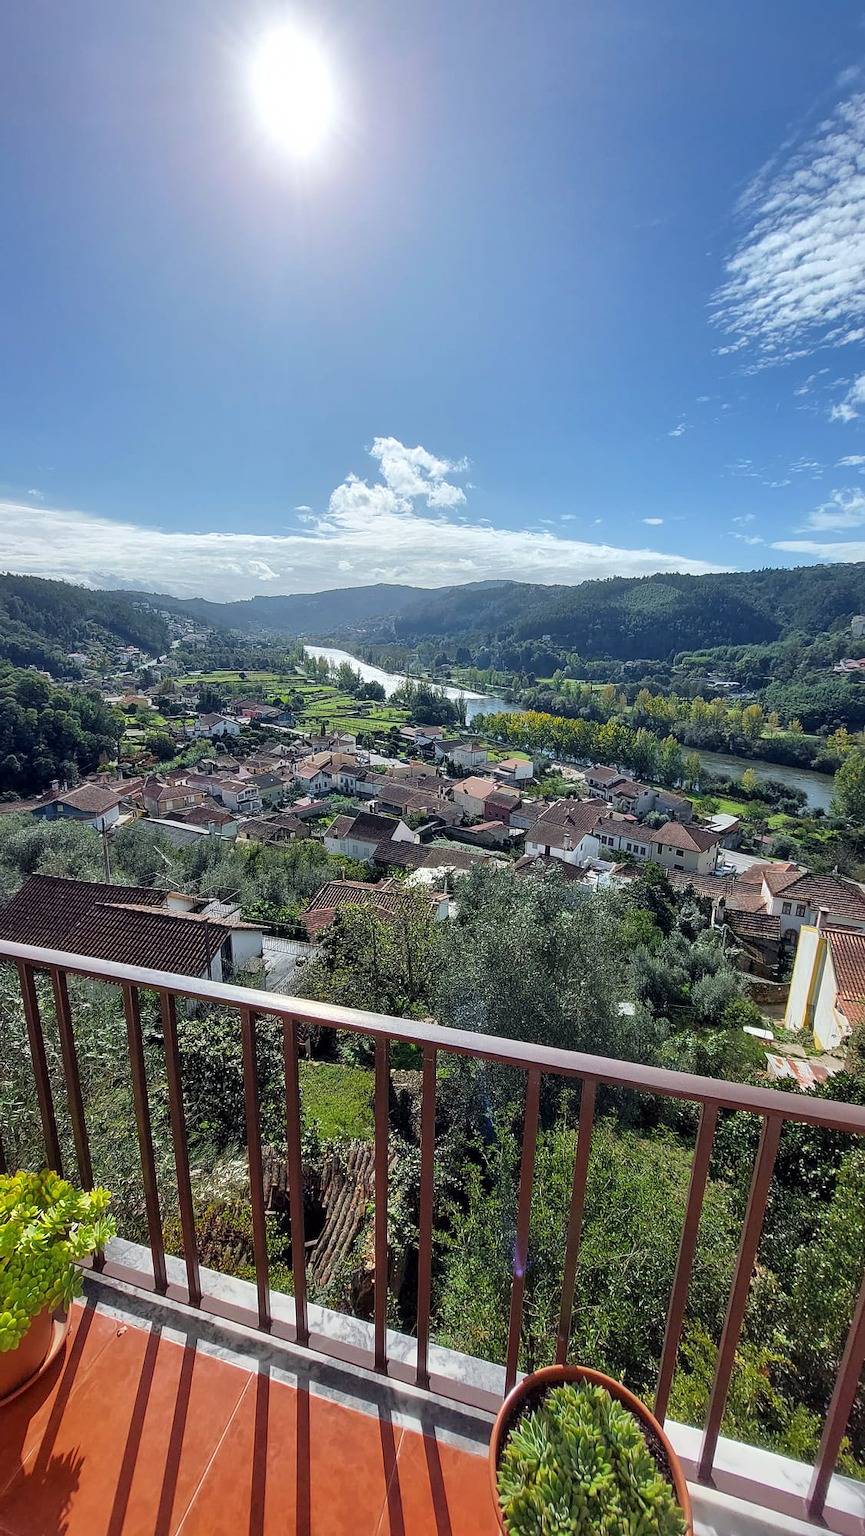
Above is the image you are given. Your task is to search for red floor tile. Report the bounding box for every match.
[0,1318,248,1536]
[0,1303,121,1499]
[176,1371,405,1536]
[377,1428,498,1536]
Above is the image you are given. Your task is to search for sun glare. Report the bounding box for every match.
[250,23,336,159]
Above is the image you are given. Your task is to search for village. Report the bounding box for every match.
[2,618,864,1091]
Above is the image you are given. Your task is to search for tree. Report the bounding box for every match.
[740,767,760,797]
[833,750,865,823]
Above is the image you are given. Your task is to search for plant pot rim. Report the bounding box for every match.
[488,1362,693,1535]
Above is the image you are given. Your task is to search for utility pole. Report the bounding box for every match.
[101,823,112,882]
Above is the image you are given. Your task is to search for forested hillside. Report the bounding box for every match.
[0,574,169,675]
[122,562,865,661]
[0,665,123,792]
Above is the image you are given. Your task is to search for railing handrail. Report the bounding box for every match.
[2,935,864,1134]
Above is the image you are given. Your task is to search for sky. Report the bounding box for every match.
[3,1,865,599]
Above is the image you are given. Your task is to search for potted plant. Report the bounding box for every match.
[0,1169,115,1401]
[489,1363,692,1535]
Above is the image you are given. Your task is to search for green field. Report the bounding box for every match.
[175,669,409,735]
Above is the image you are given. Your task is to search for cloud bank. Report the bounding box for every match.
[0,437,722,600]
[712,92,865,365]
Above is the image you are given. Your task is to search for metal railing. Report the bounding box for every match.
[2,935,864,1531]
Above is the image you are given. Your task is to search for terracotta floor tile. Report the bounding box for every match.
[177,1372,404,1536]
[377,1428,498,1536]
[0,1302,122,1498]
[0,1321,248,1536]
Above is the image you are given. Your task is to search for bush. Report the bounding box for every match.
[0,1170,115,1351]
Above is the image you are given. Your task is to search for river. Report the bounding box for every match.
[691,747,834,813]
[304,646,835,811]
[303,645,513,726]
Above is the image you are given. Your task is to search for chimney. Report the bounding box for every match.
[816,907,829,932]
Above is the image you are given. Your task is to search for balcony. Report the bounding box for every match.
[1,936,865,1536]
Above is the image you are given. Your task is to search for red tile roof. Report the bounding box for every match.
[827,926,865,1025]
[649,821,720,853]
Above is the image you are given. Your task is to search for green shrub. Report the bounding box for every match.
[497,1380,686,1536]
[0,1169,115,1351]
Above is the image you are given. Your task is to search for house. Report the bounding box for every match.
[594,817,653,861]
[294,752,365,795]
[212,778,262,816]
[585,765,626,795]
[491,756,534,785]
[648,821,721,875]
[235,814,308,845]
[171,803,239,838]
[233,701,281,722]
[784,920,865,1051]
[606,777,656,817]
[323,811,414,863]
[652,789,693,823]
[188,713,241,740]
[451,819,512,848]
[756,865,865,938]
[483,785,522,823]
[300,878,449,938]
[141,778,207,820]
[450,774,501,819]
[707,812,742,849]
[434,737,488,769]
[31,783,124,832]
[248,772,286,808]
[524,799,611,866]
[0,873,261,981]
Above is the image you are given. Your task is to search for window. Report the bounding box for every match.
[795,903,806,917]
[782,902,792,915]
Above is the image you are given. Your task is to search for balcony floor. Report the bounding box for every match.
[0,1279,835,1536]
[0,1292,496,1536]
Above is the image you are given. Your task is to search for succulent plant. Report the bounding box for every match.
[0,1169,115,1352]
[497,1380,687,1536]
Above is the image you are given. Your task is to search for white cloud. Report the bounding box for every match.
[732,532,764,545]
[773,537,865,560]
[26,488,44,501]
[668,422,688,438]
[838,454,865,466]
[0,438,724,600]
[733,513,756,523]
[801,487,865,530]
[830,372,865,421]
[642,517,664,526]
[712,92,865,363]
[293,504,312,513]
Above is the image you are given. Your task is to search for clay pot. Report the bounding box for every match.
[489,1362,693,1535]
[0,1309,58,1403]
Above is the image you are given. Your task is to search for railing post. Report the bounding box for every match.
[50,968,94,1191]
[655,1102,719,1423]
[556,1077,596,1365]
[415,1045,437,1389]
[807,1267,865,1520]
[374,1037,390,1372]
[17,961,62,1174]
[159,991,201,1307]
[282,1018,308,1346]
[122,983,167,1293]
[698,1113,781,1481]
[505,1070,541,1394]
[241,1007,271,1331]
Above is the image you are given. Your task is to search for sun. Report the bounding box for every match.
[249,23,337,159]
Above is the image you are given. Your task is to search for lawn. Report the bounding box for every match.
[299,1061,374,1141]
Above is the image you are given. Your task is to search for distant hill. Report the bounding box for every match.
[124,563,865,661]
[0,574,169,676]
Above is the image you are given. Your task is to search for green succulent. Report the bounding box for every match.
[497,1380,687,1536]
[0,1169,116,1352]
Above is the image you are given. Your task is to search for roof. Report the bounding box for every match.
[326,811,400,844]
[535,798,609,837]
[586,765,625,785]
[598,817,650,843]
[726,911,782,941]
[762,864,807,895]
[779,872,865,921]
[827,926,865,1025]
[373,839,431,870]
[650,821,720,853]
[0,874,228,975]
[484,785,521,810]
[197,712,231,727]
[454,775,500,800]
[609,777,648,798]
[301,879,442,935]
[249,773,283,789]
[174,803,235,828]
[56,783,123,815]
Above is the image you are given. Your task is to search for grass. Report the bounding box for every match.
[299,1061,374,1141]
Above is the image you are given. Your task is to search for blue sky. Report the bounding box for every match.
[3,0,865,598]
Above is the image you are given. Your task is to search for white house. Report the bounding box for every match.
[450,775,501,820]
[757,866,865,939]
[33,783,124,833]
[648,821,720,875]
[323,811,416,863]
[294,752,366,795]
[524,799,611,866]
[493,756,535,786]
[784,921,865,1051]
[188,713,241,740]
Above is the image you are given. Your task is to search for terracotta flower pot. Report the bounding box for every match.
[489,1362,693,1535]
[0,1308,66,1404]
